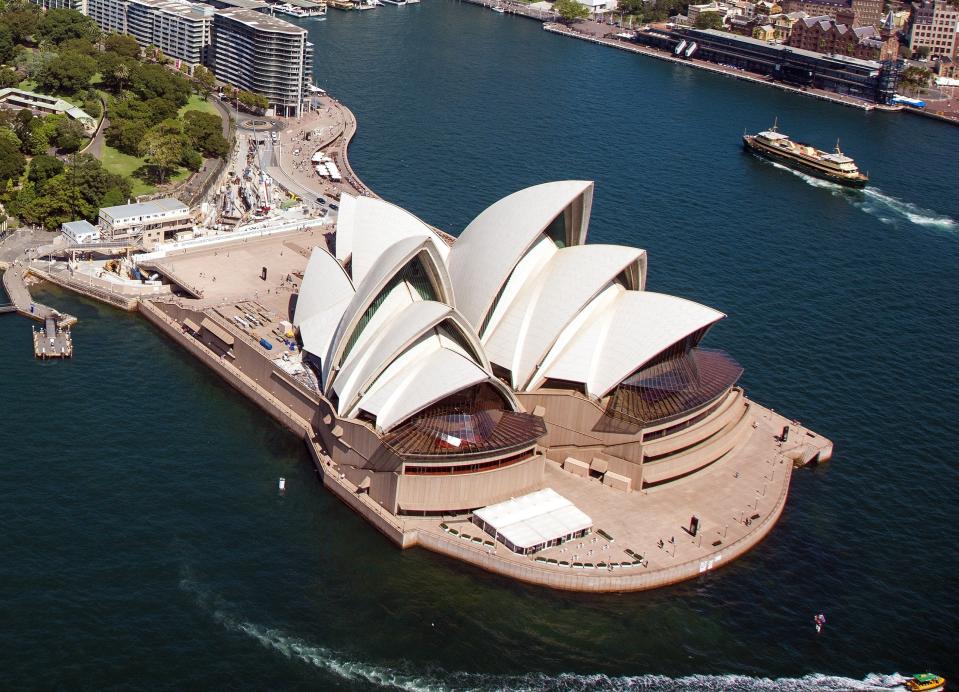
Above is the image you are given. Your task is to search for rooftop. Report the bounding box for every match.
[691,28,883,69]
[216,7,307,33]
[100,198,190,219]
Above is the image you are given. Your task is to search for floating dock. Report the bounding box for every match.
[33,316,72,358]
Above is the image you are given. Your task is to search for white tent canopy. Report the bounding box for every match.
[473,488,592,554]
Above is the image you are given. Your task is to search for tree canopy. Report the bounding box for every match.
[37,8,99,45]
[37,50,97,94]
[103,33,139,58]
[695,11,725,29]
[0,136,26,183]
[554,0,590,22]
[183,110,229,158]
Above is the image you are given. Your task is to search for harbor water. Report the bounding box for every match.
[3,1,959,688]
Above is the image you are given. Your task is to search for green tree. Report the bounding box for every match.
[37,8,100,45]
[37,50,96,94]
[0,22,15,63]
[105,117,148,155]
[130,62,190,106]
[14,47,55,80]
[900,65,931,91]
[13,107,33,140]
[0,123,21,149]
[103,33,139,58]
[27,153,64,184]
[0,66,19,88]
[236,89,268,112]
[142,118,184,183]
[53,117,85,152]
[23,172,94,228]
[2,8,40,45]
[58,37,97,56]
[183,109,228,158]
[193,65,216,96]
[180,147,202,171]
[554,0,590,23]
[97,52,136,92]
[0,135,26,182]
[695,11,725,29]
[616,0,643,14]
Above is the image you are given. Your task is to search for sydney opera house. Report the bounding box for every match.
[293,181,828,522]
[141,179,831,590]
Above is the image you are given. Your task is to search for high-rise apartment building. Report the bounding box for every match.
[909,0,959,59]
[126,0,213,67]
[212,9,312,116]
[87,0,127,34]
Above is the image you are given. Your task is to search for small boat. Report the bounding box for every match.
[903,673,946,692]
[742,119,868,188]
[491,4,505,11]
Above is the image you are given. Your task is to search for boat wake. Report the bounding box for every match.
[763,160,956,231]
[179,569,911,691]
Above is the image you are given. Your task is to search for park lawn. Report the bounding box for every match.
[101,145,189,197]
[178,94,218,117]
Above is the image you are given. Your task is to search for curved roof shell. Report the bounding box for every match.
[323,236,455,393]
[333,301,491,418]
[448,180,594,330]
[294,246,354,327]
[358,345,494,433]
[482,243,647,390]
[335,194,450,286]
[533,290,725,397]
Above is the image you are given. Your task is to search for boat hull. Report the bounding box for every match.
[743,136,868,188]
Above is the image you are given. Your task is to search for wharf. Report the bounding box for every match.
[542,23,899,113]
[33,316,72,358]
[1,262,78,327]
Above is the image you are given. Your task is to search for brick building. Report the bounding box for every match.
[788,15,901,59]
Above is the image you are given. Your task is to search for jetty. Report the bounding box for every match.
[33,316,72,358]
[1,262,77,327]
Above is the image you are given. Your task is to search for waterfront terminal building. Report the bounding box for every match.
[635,27,901,103]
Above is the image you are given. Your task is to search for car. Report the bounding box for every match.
[317,197,327,204]
[329,203,339,210]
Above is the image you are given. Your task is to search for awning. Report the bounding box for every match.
[473,488,592,551]
[200,317,234,346]
[183,318,201,333]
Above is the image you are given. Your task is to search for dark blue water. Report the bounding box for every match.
[3,2,959,688]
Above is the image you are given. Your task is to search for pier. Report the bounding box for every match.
[1,262,77,327]
[33,316,73,358]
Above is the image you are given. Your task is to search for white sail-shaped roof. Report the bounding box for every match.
[357,345,492,432]
[482,244,646,390]
[323,236,454,391]
[333,301,489,417]
[447,180,594,330]
[336,195,449,286]
[533,291,725,397]
[293,246,354,327]
[333,193,357,264]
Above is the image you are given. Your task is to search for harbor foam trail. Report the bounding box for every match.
[179,572,908,692]
[764,160,956,230]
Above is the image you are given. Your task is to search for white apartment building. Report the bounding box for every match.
[212,9,313,116]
